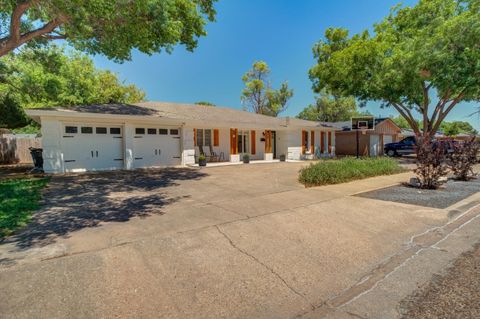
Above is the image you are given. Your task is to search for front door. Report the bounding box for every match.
[237,130,250,155]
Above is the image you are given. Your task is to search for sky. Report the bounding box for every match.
[92,0,480,131]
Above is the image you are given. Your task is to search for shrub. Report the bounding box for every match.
[448,138,480,181]
[198,154,206,161]
[414,139,448,189]
[298,157,404,187]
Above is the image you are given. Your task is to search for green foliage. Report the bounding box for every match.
[309,0,480,137]
[441,121,478,136]
[0,0,217,61]
[392,116,415,129]
[0,177,49,238]
[198,153,206,161]
[0,45,145,110]
[297,91,358,122]
[0,94,29,129]
[195,101,216,106]
[241,61,294,117]
[298,157,404,187]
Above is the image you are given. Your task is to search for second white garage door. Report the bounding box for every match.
[133,127,181,168]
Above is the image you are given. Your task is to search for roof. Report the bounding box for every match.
[330,118,400,131]
[26,101,338,130]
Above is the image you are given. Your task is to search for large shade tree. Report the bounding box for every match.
[0,0,217,61]
[241,61,293,117]
[0,45,145,130]
[309,0,480,139]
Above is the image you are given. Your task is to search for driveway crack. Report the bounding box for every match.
[215,225,314,311]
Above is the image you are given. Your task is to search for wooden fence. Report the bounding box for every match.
[0,135,42,164]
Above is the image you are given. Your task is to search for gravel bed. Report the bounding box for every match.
[355,177,480,209]
[399,242,480,318]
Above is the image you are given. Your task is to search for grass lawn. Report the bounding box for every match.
[299,157,405,187]
[0,177,49,238]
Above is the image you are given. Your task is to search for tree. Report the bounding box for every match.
[195,101,215,106]
[309,0,480,139]
[0,94,29,129]
[0,0,217,61]
[297,91,357,122]
[441,121,478,136]
[0,45,145,109]
[241,61,293,117]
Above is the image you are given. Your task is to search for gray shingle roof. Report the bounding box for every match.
[31,101,337,130]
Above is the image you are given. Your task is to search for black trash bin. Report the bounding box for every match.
[29,147,44,173]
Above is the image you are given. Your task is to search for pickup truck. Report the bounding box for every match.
[384,136,416,157]
[384,137,458,157]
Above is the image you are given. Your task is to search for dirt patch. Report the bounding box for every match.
[399,242,480,318]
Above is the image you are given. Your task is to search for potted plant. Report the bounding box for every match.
[279,154,286,162]
[198,154,207,167]
[243,154,250,164]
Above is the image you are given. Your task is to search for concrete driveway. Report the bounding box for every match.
[1,162,479,319]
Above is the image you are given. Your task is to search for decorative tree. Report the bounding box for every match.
[241,61,293,117]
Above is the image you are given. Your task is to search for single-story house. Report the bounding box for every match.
[26,102,338,173]
[332,118,402,156]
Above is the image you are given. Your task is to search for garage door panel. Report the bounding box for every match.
[62,124,124,172]
[133,127,181,168]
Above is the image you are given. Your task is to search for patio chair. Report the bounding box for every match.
[204,145,219,162]
[208,145,225,162]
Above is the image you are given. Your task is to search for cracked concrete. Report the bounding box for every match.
[1,163,479,318]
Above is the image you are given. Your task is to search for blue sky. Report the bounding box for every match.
[92,0,480,130]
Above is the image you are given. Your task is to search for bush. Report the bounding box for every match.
[298,157,404,187]
[448,138,480,181]
[414,139,448,189]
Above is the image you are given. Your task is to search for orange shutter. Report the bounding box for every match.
[251,130,256,155]
[328,131,332,153]
[301,130,306,154]
[193,128,197,146]
[213,129,219,146]
[230,128,238,155]
[320,132,325,153]
[311,131,315,153]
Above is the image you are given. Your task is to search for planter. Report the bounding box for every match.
[199,158,207,167]
[279,154,286,162]
[243,155,250,164]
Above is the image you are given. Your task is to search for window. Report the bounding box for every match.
[170,129,179,135]
[96,127,107,134]
[81,126,93,134]
[204,130,211,145]
[135,128,145,135]
[65,126,78,134]
[110,127,121,135]
[196,129,204,146]
[148,128,157,135]
[159,129,168,135]
[195,129,213,146]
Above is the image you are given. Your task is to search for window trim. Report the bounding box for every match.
[135,128,146,135]
[65,126,78,134]
[81,126,93,134]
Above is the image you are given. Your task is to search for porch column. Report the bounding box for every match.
[230,128,240,162]
[264,130,273,161]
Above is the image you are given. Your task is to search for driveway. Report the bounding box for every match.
[1,162,479,319]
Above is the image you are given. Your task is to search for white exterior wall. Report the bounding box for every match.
[287,130,302,160]
[124,123,135,170]
[40,118,63,173]
[182,126,195,165]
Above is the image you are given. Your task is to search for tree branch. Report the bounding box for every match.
[431,90,465,134]
[0,1,67,57]
[391,102,420,135]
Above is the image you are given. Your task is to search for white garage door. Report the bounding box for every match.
[133,127,181,168]
[62,124,124,172]
[369,134,380,157]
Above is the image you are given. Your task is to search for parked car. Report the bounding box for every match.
[384,136,416,157]
[385,136,458,157]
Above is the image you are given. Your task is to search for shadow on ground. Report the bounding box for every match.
[2,168,208,249]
